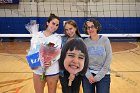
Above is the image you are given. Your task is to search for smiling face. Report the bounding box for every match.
[86,21,98,36]
[64,49,85,75]
[64,24,77,38]
[47,18,59,33]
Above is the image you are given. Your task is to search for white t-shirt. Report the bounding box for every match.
[28,31,62,75]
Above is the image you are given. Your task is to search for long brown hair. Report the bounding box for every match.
[64,20,81,37]
[46,13,60,28]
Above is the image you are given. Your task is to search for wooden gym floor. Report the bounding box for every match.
[0,41,140,93]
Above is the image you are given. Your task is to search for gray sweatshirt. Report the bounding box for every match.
[84,36,112,82]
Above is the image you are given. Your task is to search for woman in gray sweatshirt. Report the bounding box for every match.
[82,18,112,93]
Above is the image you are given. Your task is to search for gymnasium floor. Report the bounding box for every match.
[0,41,140,93]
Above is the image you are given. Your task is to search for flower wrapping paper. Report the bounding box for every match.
[26,43,61,69]
[25,20,39,34]
[39,43,61,68]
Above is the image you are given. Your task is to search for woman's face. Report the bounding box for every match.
[64,49,85,75]
[65,24,77,38]
[86,21,98,36]
[47,18,59,33]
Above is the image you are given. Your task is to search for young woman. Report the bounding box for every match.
[82,18,112,93]
[59,38,89,93]
[61,20,81,47]
[28,13,61,93]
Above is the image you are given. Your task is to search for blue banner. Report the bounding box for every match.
[0,0,19,4]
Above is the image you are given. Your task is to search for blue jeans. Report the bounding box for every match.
[82,73,110,93]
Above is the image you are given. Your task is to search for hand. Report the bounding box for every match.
[68,74,75,86]
[88,74,95,84]
[41,55,52,68]
[44,61,51,68]
[68,74,75,81]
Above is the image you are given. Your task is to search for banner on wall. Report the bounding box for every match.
[0,0,19,4]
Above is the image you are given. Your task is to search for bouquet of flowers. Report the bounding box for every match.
[26,42,61,80]
[39,42,61,80]
[25,20,39,34]
[39,42,60,68]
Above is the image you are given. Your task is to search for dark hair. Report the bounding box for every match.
[59,38,89,75]
[83,18,102,34]
[64,20,81,37]
[46,13,60,28]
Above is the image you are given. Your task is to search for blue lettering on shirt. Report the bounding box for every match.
[88,46,105,56]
